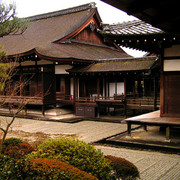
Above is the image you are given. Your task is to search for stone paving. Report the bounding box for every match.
[96,145,180,180]
[0,115,180,180]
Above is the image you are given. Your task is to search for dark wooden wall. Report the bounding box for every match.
[74,27,104,45]
[162,72,180,117]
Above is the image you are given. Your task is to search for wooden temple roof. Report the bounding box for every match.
[99,20,176,53]
[0,3,130,63]
[68,56,158,73]
[101,20,164,36]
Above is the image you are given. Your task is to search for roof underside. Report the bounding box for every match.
[101,0,180,37]
[99,20,173,53]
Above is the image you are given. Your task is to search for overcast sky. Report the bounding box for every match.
[1,0,147,57]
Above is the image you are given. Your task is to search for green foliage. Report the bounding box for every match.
[0,45,6,58]
[27,137,113,179]
[106,155,140,180]
[0,63,11,93]
[0,154,34,180]
[3,137,23,146]
[0,4,28,37]
[0,155,97,180]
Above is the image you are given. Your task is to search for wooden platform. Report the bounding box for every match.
[125,110,180,140]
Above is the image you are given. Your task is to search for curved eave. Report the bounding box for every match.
[3,48,94,64]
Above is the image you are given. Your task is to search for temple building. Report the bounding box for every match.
[0,3,160,117]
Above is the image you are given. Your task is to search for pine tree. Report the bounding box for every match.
[0,3,28,37]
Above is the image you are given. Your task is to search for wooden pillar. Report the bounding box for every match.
[115,79,117,96]
[35,59,38,97]
[160,49,164,117]
[166,126,170,140]
[73,77,76,102]
[124,78,127,117]
[19,61,23,96]
[19,72,23,96]
[133,80,136,98]
[127,122,131,135]
[41,67,45,116]
[97,78,100,99]
[154,76,158,111]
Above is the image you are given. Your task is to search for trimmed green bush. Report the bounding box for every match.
[27,137,113,179]
[0,155,98,180]
[106,155,139,180]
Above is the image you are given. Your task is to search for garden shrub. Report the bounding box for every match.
[106,155,139,180]
[1,138,34,159]
[0,155,97,180]
[31,158,98,180]
[27,137,113,179]
[2,138,23,146]
[0,154,34,180]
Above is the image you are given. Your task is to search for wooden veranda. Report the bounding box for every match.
[73,95,160,117]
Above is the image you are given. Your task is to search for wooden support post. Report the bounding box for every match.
[73,78,76,103]
[42,105,45,116]
[143,125,147,131]
[97,78,100,99]
[166,126,170,140]
[133,80,136,98]
[124,78,127,117]
[97,106,100,118]
[127,122,131,135]
[154,76,157,111]
[41,67,45,116]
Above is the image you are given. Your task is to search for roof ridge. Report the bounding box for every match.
[25,2,96,22]
[97,56,157,63]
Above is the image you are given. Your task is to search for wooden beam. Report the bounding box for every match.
[97,78,100,98]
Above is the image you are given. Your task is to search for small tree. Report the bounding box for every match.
[0,61,29,153]
[0,3,28,153]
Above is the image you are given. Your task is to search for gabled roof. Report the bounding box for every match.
[68,56,158,73]
[0,3,97,56]
[0,3,131,62]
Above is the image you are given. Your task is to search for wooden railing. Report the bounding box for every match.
[126,98,160,106]
[0,95,43,105]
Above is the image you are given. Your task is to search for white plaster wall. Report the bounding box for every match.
[164,60,180,71]
[55,65,72,74]
[109,82,124,97]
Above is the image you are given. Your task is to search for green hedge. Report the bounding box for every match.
[0,155,98,180]
[27,137,113,179]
